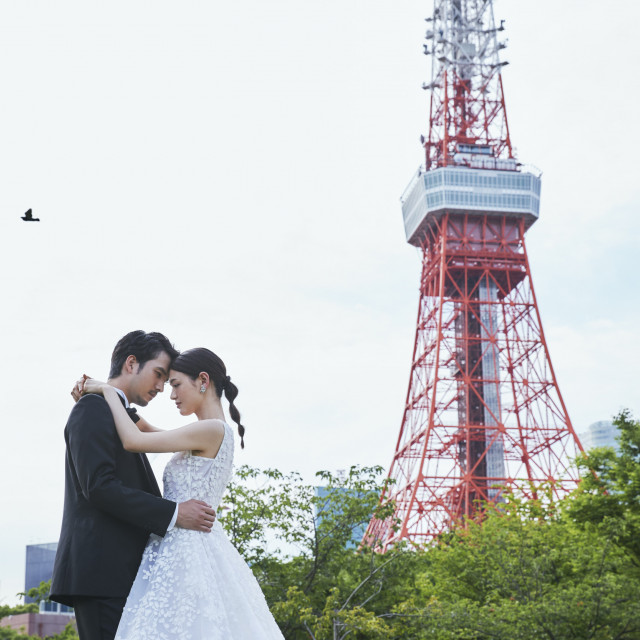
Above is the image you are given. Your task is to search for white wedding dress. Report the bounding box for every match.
[115,423,284,640]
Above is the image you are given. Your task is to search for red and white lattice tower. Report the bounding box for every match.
[364,0,584,550]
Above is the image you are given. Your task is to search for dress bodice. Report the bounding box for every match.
[162,422,234,510]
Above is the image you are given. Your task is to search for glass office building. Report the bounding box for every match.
[25,543,73,613]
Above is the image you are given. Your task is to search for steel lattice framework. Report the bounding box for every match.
[423,0,512,170]
[364,0,584,550]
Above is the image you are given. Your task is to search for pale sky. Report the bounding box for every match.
[1,0,638,605]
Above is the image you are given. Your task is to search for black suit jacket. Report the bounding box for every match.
[50,394,176,606]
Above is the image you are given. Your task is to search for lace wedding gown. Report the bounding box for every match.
[115,423,284,640]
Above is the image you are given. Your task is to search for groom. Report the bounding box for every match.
[50,330,216,640]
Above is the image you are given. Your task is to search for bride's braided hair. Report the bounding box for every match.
[171,347,246,448]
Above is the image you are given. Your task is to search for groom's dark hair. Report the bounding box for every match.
[109,330,179,379]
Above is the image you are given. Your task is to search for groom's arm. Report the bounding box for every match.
[67,394,176,536]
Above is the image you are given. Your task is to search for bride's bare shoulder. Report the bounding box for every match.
[197,419,226,434]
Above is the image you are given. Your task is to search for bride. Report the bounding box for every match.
[79,347,284,640]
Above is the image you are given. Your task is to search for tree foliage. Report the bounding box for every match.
[0,582,78,640]
[219,465,404,639]
[409,496,640,639]
[4,411,639,639]
[566,409,640,564]
[221,413,640,640]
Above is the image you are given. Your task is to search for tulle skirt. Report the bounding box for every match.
[115,521,284,640]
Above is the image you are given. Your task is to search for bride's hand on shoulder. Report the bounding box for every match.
[82,377,111,396]
[71,374,90,402]
[70,374,111,402]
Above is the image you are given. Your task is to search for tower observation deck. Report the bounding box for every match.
[401,159,541,247]
[364,0,584,550]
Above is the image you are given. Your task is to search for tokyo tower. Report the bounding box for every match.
[365,0,584,550]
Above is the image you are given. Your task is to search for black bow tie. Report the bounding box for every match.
[117,394,140,423]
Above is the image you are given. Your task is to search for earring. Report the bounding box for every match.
[200,384,206,394]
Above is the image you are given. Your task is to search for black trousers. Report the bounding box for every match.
[72,596,127,640]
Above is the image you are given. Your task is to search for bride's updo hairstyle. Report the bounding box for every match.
[171,348,246,448]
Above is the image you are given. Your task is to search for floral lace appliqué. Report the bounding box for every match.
[115,423,284,640]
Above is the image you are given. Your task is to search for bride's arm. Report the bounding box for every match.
[71,376,163,433]
[83,381,223,454]
[101,387,223,453]
[135,416,165,433]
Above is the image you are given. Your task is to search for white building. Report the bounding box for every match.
[578,420,619,452]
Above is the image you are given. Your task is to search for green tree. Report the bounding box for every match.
[17,582,51,607]
[0,628,40,640]
[566,409,640,565]
[0,622,78,640]
[219,465,405,639]
[408,494,640,639]
[0,598,38,640]
[218,436,640,640]
[1,582,78,640]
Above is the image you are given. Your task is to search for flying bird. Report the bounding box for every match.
[21,209,40,222]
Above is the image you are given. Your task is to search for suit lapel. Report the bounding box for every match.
[137,452,162,497]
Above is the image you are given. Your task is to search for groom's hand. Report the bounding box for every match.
[176,499,216,533]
